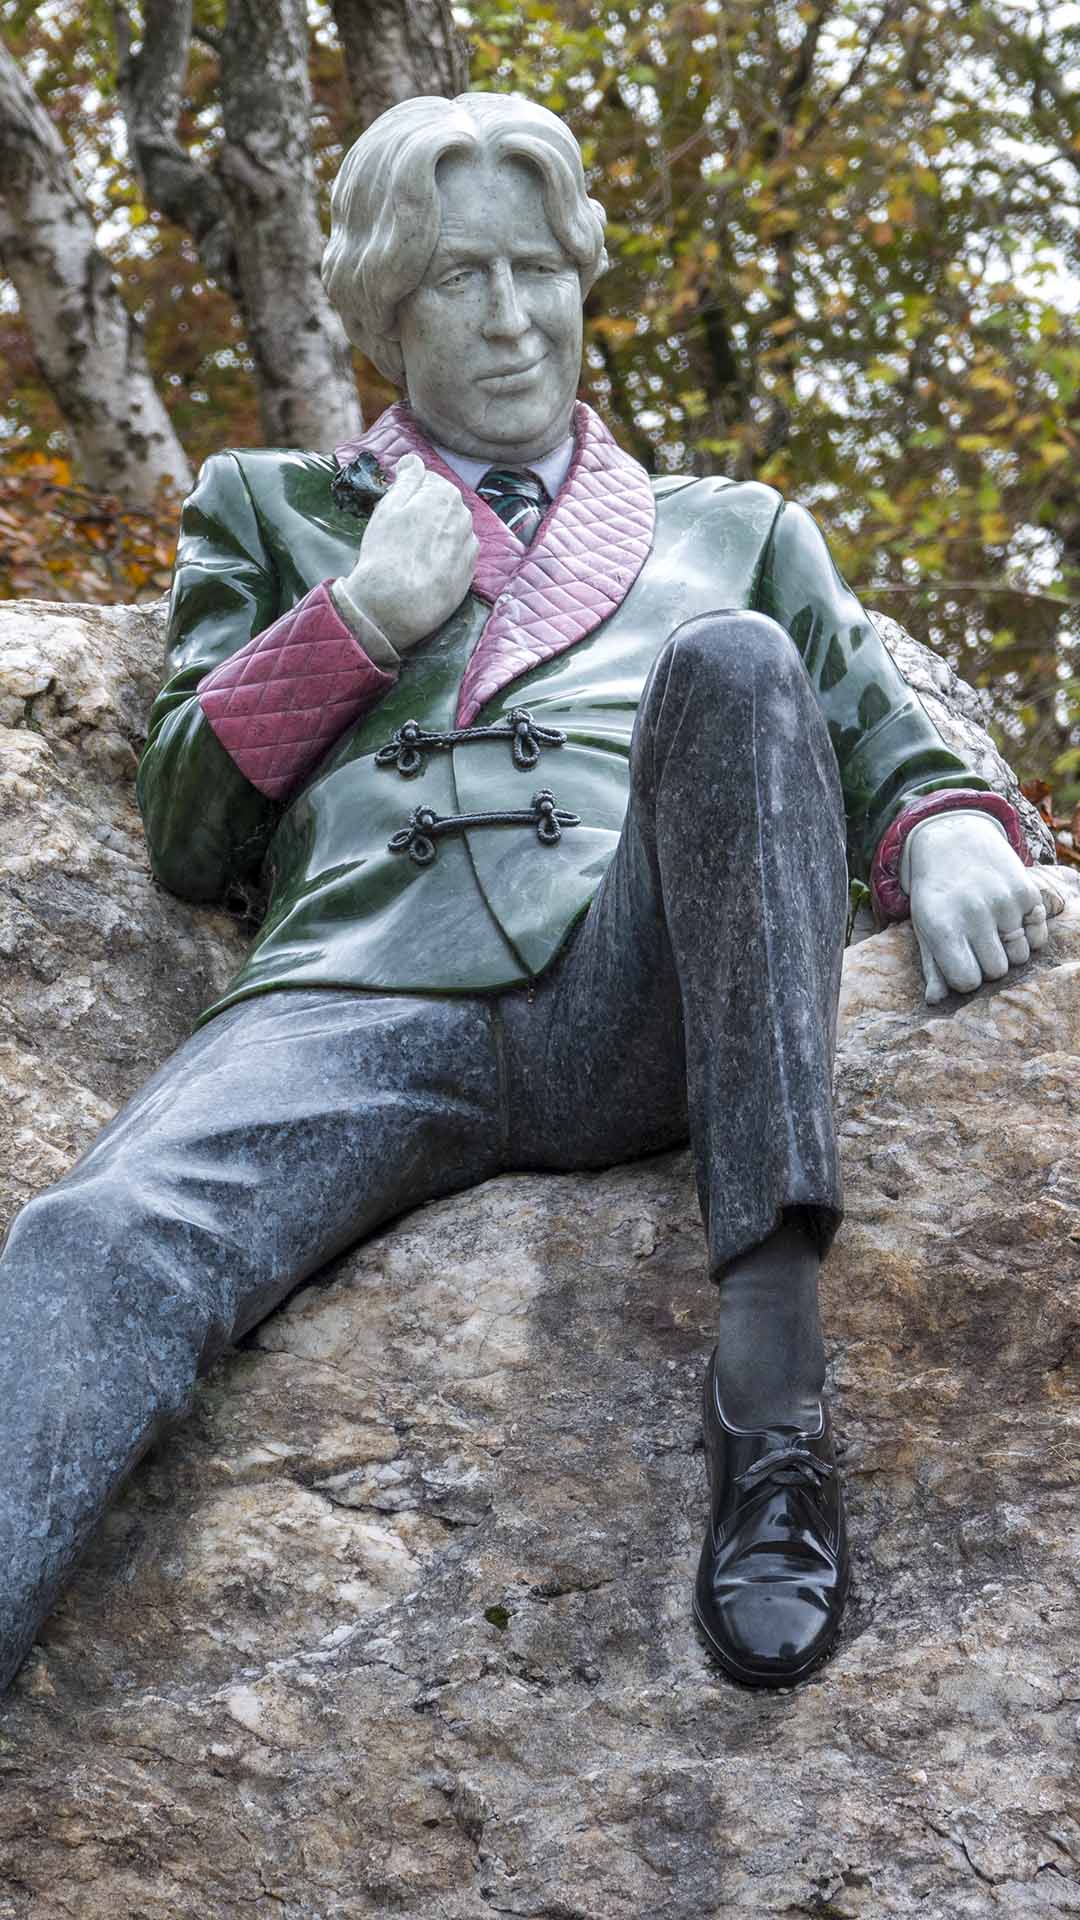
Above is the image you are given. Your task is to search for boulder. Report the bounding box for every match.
[0,600,247,1215]
[0,599,1077,1918]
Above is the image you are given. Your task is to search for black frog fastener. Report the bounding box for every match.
[375,708,567,779]
[387,789,580,866]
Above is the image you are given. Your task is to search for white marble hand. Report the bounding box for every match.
[340,454,478,657]
[902,810,1063,1003]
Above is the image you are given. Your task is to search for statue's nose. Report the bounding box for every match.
[482,260,530,340]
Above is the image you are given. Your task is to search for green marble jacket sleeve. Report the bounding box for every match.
[136,454,284,903]
[756,499,989,882]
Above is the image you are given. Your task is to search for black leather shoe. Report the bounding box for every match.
[693,1348,848,1688]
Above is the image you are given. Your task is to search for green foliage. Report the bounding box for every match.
[1,0,1077,801]
[467,0,1080,798]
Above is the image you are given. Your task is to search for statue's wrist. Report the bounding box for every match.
[871,791,1027,920]
[331,576,401,671]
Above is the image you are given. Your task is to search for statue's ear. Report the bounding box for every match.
[369,336,406,387]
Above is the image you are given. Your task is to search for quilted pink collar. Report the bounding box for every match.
[334,400,656,727]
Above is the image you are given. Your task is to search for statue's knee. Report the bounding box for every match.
[2,1174,134,1293]
[664,610,803,697]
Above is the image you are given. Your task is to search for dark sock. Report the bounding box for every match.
[712,1219,825,1430]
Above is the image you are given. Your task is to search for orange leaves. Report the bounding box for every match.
[1021,783,1080,869]
[590,315,639,348]
[967,369,1016,397]
[0,453,176,605]
[758,207,802,237]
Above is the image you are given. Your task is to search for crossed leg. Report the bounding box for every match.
[499,610,852,1686]
[501,609,850,1270]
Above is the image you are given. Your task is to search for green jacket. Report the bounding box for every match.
[137,422,987,1019]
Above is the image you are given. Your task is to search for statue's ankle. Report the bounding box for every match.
[712,1219,826,1431]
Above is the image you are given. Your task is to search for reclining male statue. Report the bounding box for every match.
[0,92,1055,1691]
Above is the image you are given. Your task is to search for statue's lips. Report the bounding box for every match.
[475,358,546,391]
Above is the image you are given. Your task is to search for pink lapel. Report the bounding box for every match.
[333,399,656,728]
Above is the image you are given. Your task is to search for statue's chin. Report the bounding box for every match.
[408,384,577,466]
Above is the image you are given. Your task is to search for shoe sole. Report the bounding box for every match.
[691,1574,849,1691]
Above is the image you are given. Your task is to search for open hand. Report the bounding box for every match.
[341,454,478,655]
[903,810,1064,1003]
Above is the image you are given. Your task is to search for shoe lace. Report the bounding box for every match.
[734,1445,834,1497]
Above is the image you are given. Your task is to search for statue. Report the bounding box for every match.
[0,93,1056,1693]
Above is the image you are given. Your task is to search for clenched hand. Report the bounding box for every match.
[341,454,479,656]
[903,810,1064,1004]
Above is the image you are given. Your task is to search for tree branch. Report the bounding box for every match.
[330,0,468,138]
[218,0,363,445]
[586,328,658,473]
[0,36,191,504]
[781,0,835,122]
[861,581,1079,609]
[796,0,905,152]
[754,2,838,463]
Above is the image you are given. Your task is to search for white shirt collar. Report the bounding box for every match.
[432,436,575,500]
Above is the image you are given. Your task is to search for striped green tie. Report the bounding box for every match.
[476,466,551,546]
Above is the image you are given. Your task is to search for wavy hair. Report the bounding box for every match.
[322,93,608,385]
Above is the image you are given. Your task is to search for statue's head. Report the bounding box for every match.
[322,93,608,461]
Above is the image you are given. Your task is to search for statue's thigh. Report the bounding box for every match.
[497,802,690,1170]
[496,612,847,1173]
[3,986,503,1340]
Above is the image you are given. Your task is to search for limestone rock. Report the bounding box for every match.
[1,598,1077,1918]
[0,599,246,1214]
[873,611,1057,864]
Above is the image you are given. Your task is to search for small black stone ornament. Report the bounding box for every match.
[331,450,392,519]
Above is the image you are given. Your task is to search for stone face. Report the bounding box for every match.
[1,598,1078,1918]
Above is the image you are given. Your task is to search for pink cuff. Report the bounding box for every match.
[871,789,1030,921]
[198,581,395,801]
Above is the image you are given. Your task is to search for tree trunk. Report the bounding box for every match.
[112,0,237,293]
[112,0,363,450]
[0,40,192,508]
[218,0,363,449]
[331,0,467,136]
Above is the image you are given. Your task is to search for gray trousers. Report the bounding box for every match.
[0,613,849,1687]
